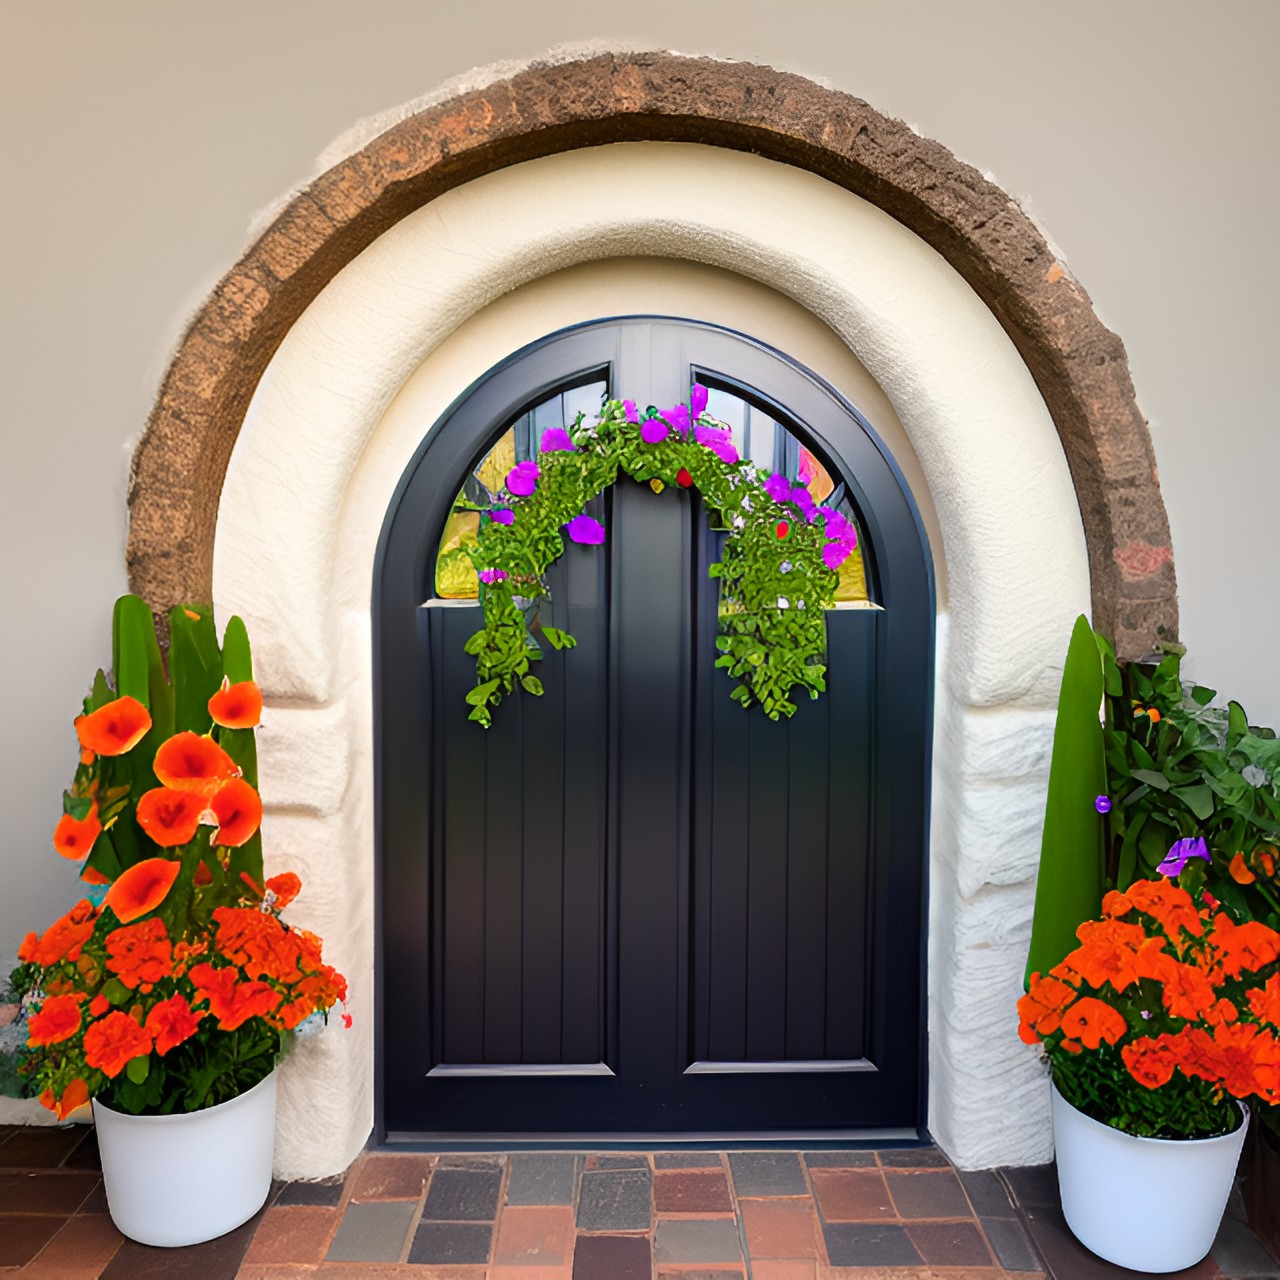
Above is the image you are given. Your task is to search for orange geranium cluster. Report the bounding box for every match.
[1019,879,1280,1120]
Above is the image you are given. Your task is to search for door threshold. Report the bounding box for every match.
[377,1127,925,1152]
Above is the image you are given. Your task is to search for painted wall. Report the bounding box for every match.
[3,0,1276,1012]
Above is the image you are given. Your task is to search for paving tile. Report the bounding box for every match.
[408,1220,494,1265]
[349,1154,434,1201]
[654,1167,734,1213]
[0,1214,66,1267]
[1211,1199,1280,1279]
[325,1199,418,1261]
[653,1152,725,1169]
[906,1219,996,1266]
[655,1271,744,1280]
[583,1153,648,1169]
[99,1207,263,1279]
[277,1176,348,1206]
[883,1169,973,1218]
[60,1130,101,1171]
[571,1232,651,1280]
[653,1217,744,1263]
[821,1221,926,1267]
[876,1145,952,1168]
[738,1198,821,1259]
[749,1264,816,1280]
[422,1166,503,1221]
[957,1168,1015,1218]
[243,1205,341,1265]
[0,1172,100,1214]
[809,1168,894,1221]
[76,1182,108,1214]
[237,1267,318,1279]
[319,1266,482,1279]
[981,1215,1045,1272]
[492,1204,576,1267]
[998,1162,1059,1209]
[727,1152,808,1196]
[802,1150,876,1168]
[505,1153,580,1205]
[575,1167,652,1230]
[0,1126,90,1168]
[436,1154,505,1170]
[16,1211,123,1272]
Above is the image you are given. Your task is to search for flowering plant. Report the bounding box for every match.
[1019,877,1280,1139]
[462,384,860,727]
[8,597,347,1118]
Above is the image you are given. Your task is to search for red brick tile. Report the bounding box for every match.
[493,1205,576,1267]
[0,1214,65,1268]
[0,1172,100,1214]
[809,1169,894,1221]
[318,1267,485,1279]
[243,1205,341,1265]
[752,1263,817,1280]
[905,1220,995,1266]
[738,1198,821,1260]
[348,1154,434,1201]
[654,1169,734,1214]
[18,1212,123,1272]
[237,1267,318,1279]
[883,1170,972,1219]
[655,1269,746,1280]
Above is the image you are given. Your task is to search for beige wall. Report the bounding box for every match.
[3,0,1276,978]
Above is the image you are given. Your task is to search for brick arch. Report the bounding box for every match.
[128,49,1174,657]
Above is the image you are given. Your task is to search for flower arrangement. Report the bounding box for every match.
[1019,877,1280,1139]
[8,597,347,1118]
[461,384,860,726]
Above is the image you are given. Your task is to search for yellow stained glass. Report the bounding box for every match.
[435,510,480,599]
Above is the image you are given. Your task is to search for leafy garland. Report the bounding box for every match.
[461,385,860,727]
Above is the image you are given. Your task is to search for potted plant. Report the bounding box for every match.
[1019,876,1280,1271]
[8,596,348,1247]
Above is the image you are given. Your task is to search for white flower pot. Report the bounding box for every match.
[1051,1081,1248,1273]
[92,1071,276,1247]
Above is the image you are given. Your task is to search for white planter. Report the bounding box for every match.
[92,1070,277,1247]
[1051,1081,1248,1273]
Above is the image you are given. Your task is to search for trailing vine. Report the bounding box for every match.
[461,385,860,727]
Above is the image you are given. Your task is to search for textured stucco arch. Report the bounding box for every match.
[128,49,1175,656]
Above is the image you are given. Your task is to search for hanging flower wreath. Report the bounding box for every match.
[462,384,860,727]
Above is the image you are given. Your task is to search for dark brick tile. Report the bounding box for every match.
[79,1180,109,1213]
[653,1217,743,1263]
[572,1231,651,1279]
[422,1166,503,1220]
[906,1219,997,1266]
[277,1176,347,1206]
[0,1170,100,1214]
[326,1199,418,1261]
[822,1220,925,1267]
[809,1168,894,1221]
[576,1167,652,1230]
[958,1167,1016,1218]
[407,1219,493,1265]
[25,1212,124,1272]
[436,1153,505,1170]
[61,1128,102,1170]
[654,1168,733,1213]
[349,1153,433,1201]
[727,1152,807,1196]
[1000,1161,1060,1209]
[99,1205,263,1279]
[584,1153,649,1169]
[654,1151,724,1169]
[877,1144,952,1168]
[655,1269,745,1280]
[506,1152,581,1205]
[802,1149,876,1168]
[884,1168,973,1218]
[0,1125,90,1168]
[982,1215,1046,1272]
[0,1214,65,1267]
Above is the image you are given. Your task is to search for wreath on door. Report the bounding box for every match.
[461,385,860,727]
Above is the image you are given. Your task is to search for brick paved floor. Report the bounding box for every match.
[2,1124,1276,1278]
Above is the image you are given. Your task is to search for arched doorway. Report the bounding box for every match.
[376,318,933,1142]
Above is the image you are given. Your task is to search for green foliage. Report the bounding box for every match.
[1024,615,1107,986]
[462,398,845,727]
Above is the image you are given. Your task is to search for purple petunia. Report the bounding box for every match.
[641,415,671,444]
[790,486,818,522]
[823,540,857,572]
[478,568,508,584]
[763,472,791,503]
[540,427,576,453]
[1156,836,1211,877]
[690,383,708,418]
[694,425,739,466]
[623,399,639,424]
[488,506,515,526]
[819,507,858,548]
[1095,795,1112,814]
[505,460,540,497]
[565,514,606,545]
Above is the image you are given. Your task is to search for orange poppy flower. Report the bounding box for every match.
[52,1077,90,1121]
[144,993,203,1055]
[1121,1036,1178,1090]
[103,858,181,924]
[80,863,111,886]
[1017,973,1077,1044]
[208,679,263,729]
[1057,996,1128,1049]
[209,778,262,848]
[152,732,240,797]
[74,695,152,757]
[26,994,83,1047]
[266,872,301,909]
[83,1009,152,1078]
[1230,852,1256,885]
[18,900,98,967]
[135,787,204,848]
[105,918,173,990]
[1211,914,1280,978]
[53,804,101,860]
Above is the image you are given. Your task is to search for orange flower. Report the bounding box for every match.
[135,787,204,847]
[265,872,301,909]
[1230,852,1256,885]
[1259,847,1278,878]
[1248,974,1280,1026]
[1160,961,1218,1021]
[189,962,282,1030]
[144,993,203,1055]
[40,1078,90,1120]
[53,804,101,860]
[1125,879,1204,941]
[1058,997,1128,1049]
[82,1009,152,1078]
[1122,1036,1178,1089]
[88,994,109,1017]
[74,695,152,757]
[1209,1023,1280,1101]
[1210,914,1280,978]
[153,732,239,797]
[209,778,262,848]
[213,907,302,982]
[1060,920,1148,991]
[1101,890,1132,918]
[208,679,263,729]
[103,858,181,924]
[26,994,83,1046]
[105,918,173,990]
[18,901,98,967]
[80,863,111,886]
[1017,974,1077,1044]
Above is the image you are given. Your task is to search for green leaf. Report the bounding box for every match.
[112,595,159,705]
[1131,768,1170,791]
[220,615,254,683]
[463,630,488,656]
[101,978,132,1006]
[520,675,544,696]
[465,680,500,706]
[1170,783,1214,821]
[125,1055,150,1085]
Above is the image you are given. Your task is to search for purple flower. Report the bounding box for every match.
[1095,795,1112,814]
[763,472,791,503]
[565,514,606,545]
[790,486,818,522]
[694,425,739,466]
[640,415,671,444]
[478,568,508,584]
[488,506,515,526]
[540,427,576,453]
[690,383,708,418]
[623,399,639,423]
[1156,836,1211,877]
[505,460,540,497]
[823,540,856,571]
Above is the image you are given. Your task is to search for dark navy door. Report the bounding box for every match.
[376,319,933,1142]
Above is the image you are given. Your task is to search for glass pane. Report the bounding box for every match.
[433,380,608,599]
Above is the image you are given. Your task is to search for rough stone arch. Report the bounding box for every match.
[128,49,1175,657]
